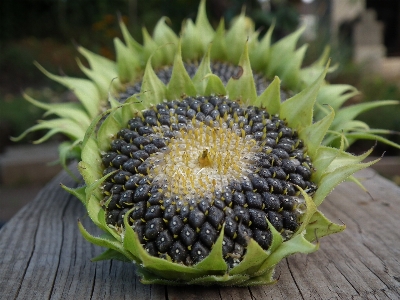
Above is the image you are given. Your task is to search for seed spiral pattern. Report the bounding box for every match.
[101,95,316,266]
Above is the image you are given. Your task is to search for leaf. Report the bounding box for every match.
[78,221,131,259]
[97,109,122,152]
[267,26,305,78]
[250,22,274,72]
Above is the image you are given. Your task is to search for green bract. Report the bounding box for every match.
[62,39,379,285]
[13,0,400,171]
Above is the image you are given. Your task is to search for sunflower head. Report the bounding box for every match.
[10,0,395,287]
[64,34,379,285]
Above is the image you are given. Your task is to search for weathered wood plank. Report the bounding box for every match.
[0,167,399,299]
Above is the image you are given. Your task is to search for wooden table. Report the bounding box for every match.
[1,166,400,299]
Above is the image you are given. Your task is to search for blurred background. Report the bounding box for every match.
[1,0,400,226]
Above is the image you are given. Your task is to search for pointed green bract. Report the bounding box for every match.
[314,158,379,206]
[33,62,101,118]
[267,27,305,85]
[140,55,167,106]
[225,13,254,64]
[167,42,197,99]
[153,17,179,65]
[194,226,226,272]
[204,74,227,96]
[250,23,274,71]
[280,63,329,130]
[114,37,140,83]
[226,42,257,103]
[254,76,281,113]
[210,20,227,61]
[301,107,335,158]
[229,238,270,276]
[304,211,345,242]
[191,46,212,94]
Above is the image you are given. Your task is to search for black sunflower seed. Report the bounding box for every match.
[169,241,187,263]
[169,215,184,236]
[207,206,224,228]
[190,242,210,264]
[111,154,129,168]
[253,229,272,250]
[250,177,269,192]
[199,222,218,248]
[267,178,283,194]
[262,192,281,211]
[111,139,127,152]
[296,165,312,181]
[144,242,158,256]
[289,173,306,189]
[222,236,235,256]
[119,190,134,206]
[282,211,298,231]
[280,195,296,211]
[145,218,165,240]
[236,224,253,245]
[180,224,197,246]
[155,230,174,253]
[122,159,142,173]
[144,205,163,220]
[234,206,250,225]
[232,192,246,206]
[163,204,177,220]
[245,191,263,209]
[130,201,146,220]
[105,193,120,210]
[188,208,206,228]
[249,208,268,230]
[267,211,283,232]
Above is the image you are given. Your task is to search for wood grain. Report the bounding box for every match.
[1,167,399,299]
